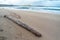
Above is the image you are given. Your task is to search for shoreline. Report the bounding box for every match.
[1,8,60,15]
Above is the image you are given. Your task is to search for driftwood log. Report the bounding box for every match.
[4,15,42,37]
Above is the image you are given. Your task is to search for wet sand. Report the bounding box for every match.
[0,8,60,40]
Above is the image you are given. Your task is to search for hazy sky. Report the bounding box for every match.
[0,0,39,5]
[0,0,60,6]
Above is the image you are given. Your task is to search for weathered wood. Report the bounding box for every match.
[4,15,42,37]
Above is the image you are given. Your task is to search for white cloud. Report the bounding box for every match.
[42,1,60,6]
[0,0,39,5]
[0,0,20,4]
[1,0,60,5]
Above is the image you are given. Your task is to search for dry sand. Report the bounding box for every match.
[0,8,60,40]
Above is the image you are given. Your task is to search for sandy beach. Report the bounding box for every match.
[0,8,60,40]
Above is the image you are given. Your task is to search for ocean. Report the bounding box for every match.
[0,6,60,14]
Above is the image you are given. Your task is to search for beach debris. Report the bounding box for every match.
[0,36,7,40]
[4,15,42,37]
[0,29,4,32]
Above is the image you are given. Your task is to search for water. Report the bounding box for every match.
[0,6,60,14]
[29,6,60,14]
[16,6,60,14]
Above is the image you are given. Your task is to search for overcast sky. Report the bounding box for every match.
[0,0,60,5]
[0,0,39,5]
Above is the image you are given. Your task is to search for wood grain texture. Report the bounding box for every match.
[4,15,42,37]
